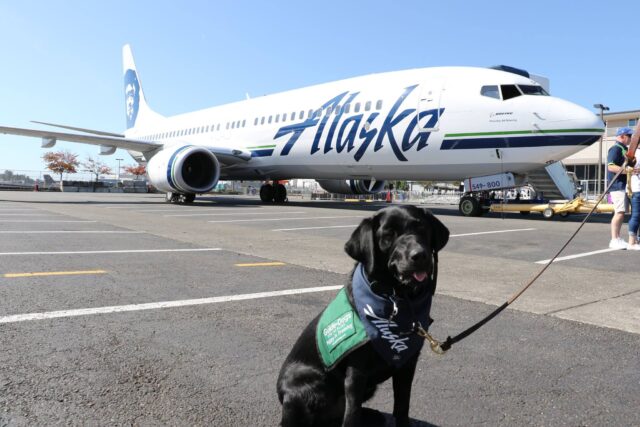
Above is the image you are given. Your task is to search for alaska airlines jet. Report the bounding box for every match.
[0,45,603,212]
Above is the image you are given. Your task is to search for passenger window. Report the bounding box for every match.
[242,120,246,127]
[365,101,371,111]
[226,123,229,130]
[314,109,321,118]
[291,112,296,121]
[261,117,265,125]
[231,122,235,129]
[354,103,361,113]
[308,109,313,118]
[376,100,383,110]
[326,106,332,115]
[254,118,258,126]
[344,104,351,114]
[268,116,272,124]
[275,114,280,123]
[216,124,220,131]
[299,111,304,120]
[501,85,522,100]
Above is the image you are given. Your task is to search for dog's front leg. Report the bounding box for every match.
[392,356,418,427]
[342,365,367,427]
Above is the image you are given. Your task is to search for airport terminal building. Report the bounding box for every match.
[563,109,639,197]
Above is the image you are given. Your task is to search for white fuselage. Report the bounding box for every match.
[126,67,603,182]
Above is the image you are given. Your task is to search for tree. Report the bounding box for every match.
[124,164,147,180]
[83,156,112,182]
[42,151,79,191]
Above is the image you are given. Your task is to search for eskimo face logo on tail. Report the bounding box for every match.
[124,69,140,129]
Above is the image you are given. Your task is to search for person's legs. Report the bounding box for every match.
[610,191,628,240]
[629,193,640,246]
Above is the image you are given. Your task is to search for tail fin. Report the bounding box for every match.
[123,44,163,130]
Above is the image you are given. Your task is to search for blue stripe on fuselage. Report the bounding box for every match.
[440,135,600,150]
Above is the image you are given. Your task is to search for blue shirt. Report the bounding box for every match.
[607,142,628,192]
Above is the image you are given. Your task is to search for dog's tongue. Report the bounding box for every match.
[412,271,428,282]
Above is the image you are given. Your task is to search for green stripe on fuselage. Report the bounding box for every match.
[445,128,604,138]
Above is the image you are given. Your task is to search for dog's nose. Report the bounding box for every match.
[409,248,427,262]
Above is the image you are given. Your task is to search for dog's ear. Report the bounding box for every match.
[421,208,449,252]
[344,217,376,272]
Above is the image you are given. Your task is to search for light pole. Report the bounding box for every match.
[116,158,123,180]
[593,103,609,196]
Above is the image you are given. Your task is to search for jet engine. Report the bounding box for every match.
[316,179,386,195]
[147,145,220,194]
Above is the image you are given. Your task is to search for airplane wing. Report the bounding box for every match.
[0,125,160,153]
[0,125,252,165]
[30,121,126,137]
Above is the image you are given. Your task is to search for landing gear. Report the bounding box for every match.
[165,192,196,204]
[260,184,274,203]
[458,194,487,217]
[259,182,287,203]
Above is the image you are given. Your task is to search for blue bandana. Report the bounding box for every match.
[351,263,432,368]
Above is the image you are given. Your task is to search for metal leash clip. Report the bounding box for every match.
[416,325,447,355]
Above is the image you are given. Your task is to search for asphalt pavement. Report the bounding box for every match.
[0,191,638,426]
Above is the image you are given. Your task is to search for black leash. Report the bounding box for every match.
[422,163,629,354]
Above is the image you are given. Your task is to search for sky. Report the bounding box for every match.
[0,0,638,173]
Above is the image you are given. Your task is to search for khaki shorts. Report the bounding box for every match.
[610,190,629,213]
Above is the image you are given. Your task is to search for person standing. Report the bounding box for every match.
[627,166,640,250]
[607,127,633,249]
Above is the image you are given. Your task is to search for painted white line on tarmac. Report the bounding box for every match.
[0,285,343,324]
[0,214,57,216]
[0,231,144,234]
[535,248,620,264]
[166,211,307,217]
[135,207,286,213]
[0,220,96,223]
[273,224,359,231]
[208,215,364,223]
[0,248,221,256]
[450,228,536,237]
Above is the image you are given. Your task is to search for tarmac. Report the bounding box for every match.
[0,191,638,426]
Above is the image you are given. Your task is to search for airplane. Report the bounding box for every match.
[0,45,603,215]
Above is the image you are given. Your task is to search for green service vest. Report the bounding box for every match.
[316,288,369,370]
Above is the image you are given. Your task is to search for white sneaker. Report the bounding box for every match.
[628,244,640,251]
[609,239,628,250]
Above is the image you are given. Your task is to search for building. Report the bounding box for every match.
[563,109,639,197]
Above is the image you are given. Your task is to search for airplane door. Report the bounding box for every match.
[417,81,444,132]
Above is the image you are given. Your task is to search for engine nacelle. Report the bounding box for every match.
[316,179,386,195]
[147,145,220,194]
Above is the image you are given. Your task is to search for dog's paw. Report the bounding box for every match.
[360,407,388,426]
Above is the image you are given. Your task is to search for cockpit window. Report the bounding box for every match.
[480,85,500,99]
[500,84,522,100]
[518,85,549,96]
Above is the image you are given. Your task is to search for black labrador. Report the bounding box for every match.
[277,205,449,427]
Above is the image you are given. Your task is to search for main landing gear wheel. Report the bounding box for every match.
[542,207,554,219]
[260,184,274,203]
[459,196,482,217]
[274,183,287,203]
[165,192,196,204]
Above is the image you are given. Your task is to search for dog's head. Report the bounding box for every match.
[345,206,449,295]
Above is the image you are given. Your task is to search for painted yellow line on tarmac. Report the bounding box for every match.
[3,270,108,278]
[234,262,286,267]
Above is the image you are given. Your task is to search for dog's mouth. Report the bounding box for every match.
[396,269,430,286]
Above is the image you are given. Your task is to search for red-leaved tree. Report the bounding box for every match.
[83,156,112,182]
[42,151,79,191]
[124,164,147,180]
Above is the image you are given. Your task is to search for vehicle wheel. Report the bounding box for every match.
[260,184,274,203]
[559,212,569,218]
[459,196,481,217]
[274,184,287,203]
[542,207,554,219]
[520,211,531,216]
